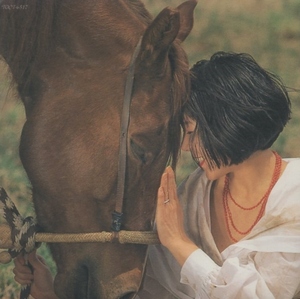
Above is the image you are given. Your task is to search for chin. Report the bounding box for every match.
[204,168,224,181]
[203,169,213,180]
[205,173,217,181]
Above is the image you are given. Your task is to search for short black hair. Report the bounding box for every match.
[183,51,291,168]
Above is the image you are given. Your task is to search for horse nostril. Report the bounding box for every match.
[74,265,89,299]
[120,292,136,299]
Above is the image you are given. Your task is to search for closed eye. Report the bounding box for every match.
[185,131,194,135]
[130,139,153,164]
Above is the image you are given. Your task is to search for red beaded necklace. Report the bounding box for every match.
[223,151,282,242]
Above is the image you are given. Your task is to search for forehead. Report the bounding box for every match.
[183,115,196,129]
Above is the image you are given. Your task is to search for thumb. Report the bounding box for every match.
[27,251,43,268]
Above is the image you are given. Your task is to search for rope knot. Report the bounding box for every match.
[9,215,38,257]
[0,187,39,260]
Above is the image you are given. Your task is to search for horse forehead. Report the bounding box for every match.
[55,1,149,60]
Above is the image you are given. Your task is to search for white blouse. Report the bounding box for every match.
[138,158,300,299]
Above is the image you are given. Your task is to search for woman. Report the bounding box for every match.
[14,52,300,299]
[138,52,300,299]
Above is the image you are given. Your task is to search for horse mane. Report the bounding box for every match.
[125,0,153,24]
[0,0,154,96]
[0,0,60,96]
[168,43,190,168]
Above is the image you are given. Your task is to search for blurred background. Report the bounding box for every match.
[0,0,299,297]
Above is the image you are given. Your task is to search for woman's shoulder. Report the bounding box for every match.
[266,157,300,213]
[284,157,300,168]
[280,158,300,189]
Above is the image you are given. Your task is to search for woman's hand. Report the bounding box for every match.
[156,166,198,266]
[13,251,58,299]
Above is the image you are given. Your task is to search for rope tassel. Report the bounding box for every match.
[0,187,39,299]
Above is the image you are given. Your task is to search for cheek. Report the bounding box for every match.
[189,137,202,154]
[181,134,190,149]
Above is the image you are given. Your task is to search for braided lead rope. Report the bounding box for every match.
[0,187,39,299]
[0,225,160,250]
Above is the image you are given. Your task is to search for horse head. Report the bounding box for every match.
[0,1,196,298]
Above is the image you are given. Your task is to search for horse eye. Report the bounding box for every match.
[130,139,153,164]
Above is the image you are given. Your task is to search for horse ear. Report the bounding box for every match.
[137,0,197,72]
[176,0,197,43]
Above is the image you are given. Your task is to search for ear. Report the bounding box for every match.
[176,0,197,43]
[137,0,197,72]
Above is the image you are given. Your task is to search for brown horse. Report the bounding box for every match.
[0,0,196,298]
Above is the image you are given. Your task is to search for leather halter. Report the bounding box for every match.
[111,37,142,232]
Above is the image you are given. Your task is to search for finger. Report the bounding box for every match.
[160,172,170,199]
[14,254,26,266]
[27,251,42,268]
[36,254,47,266]
[14,257,33,275]
[157,186,166,207]
[165,167,177,200]
[13,268,34,279]
[160,171,168,188]
[13,265,33,276]
[13,266,34,285]
[14,274,33,286]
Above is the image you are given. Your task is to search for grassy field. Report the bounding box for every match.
[0,0,300,297]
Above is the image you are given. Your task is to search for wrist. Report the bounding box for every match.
[166,237,199,266]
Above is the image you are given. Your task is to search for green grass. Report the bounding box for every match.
[0,86,57,298]
[0,0,300,297]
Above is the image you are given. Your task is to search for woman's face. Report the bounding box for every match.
[181,116,205,166]
[182,116,232,180]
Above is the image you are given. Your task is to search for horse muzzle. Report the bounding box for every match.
[54,266,142,299]
[101,267,142,299]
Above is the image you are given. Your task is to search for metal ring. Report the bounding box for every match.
[163,199,170,204]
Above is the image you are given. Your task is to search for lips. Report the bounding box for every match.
[196,157,205,167]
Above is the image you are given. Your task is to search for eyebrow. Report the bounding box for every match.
[183,120,194,128]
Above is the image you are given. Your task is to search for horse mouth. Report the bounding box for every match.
[55,266,141,299]
[101,267,142,299]
[118,292,136,299]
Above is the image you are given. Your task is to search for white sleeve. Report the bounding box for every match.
[180,249,300,299]
[180,249,221,298]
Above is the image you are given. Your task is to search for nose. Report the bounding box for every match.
[181,133,190,152]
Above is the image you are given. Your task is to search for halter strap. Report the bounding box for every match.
[112,37,143,232]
